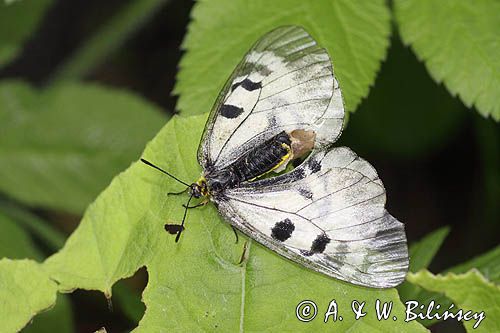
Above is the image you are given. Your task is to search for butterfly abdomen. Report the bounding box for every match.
[233,131,292,181]
[206,132,294,194]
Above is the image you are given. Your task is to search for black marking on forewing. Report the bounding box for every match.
[308,159,322,173]
[232,78,262,92]
[220,104,244,118]
[271,218,295,242]
[301,233,330,256]
[298,188,313,199]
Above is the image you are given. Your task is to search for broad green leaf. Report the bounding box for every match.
[339,36,467,158]
[447,245,500,284]
[44,115,426,331]
[0,0,53,67]
[394,0,500,120]
[0,81,167,214]
[0,259,57,333]
[408,270,499,332]
[398,227,449,301]
[175,0,391,116]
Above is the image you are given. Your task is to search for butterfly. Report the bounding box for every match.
[141,26,409,288]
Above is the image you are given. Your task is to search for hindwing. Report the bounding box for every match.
[214,147,409,288]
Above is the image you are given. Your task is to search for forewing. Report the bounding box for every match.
[215,147,408,288]
[198,26,344,169]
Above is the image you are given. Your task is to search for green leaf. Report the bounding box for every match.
[175,0,391,116]
[44,115,426,331]
[0,0,53,67]
[0,81,167,214]
[0,211,41,260]
[394,0,500,120]
[408,227,450,274]
[51,0,168,82]
[0,201,140,329]
[0,259,58,333]
[401,244,500,328]
[398,227,450,301]
[408,270,499,332]
[22,288,73,333]
[447,246,500,284]
[0,209,74,333]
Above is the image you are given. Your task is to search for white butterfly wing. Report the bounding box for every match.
[214,147,409,288]
[198,26,344,169]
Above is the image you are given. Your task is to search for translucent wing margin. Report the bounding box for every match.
[215,147,409,288]
[197,26,344,169]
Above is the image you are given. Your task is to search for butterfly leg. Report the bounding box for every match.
[231,226,239,244]
[182,198,209,209]
[238,240,249,265]
[167,187,189,196]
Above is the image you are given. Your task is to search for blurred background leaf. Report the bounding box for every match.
[394,0,500,120]
[339,36,467,158]
[0,81,167,214]
[0,211,41,260]
[398,227,450,301]
[176,0,391,116]
[446,246,500,284]
[0,0,53,67]
[51,0,169,82]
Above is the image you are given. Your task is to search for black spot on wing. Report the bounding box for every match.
[271,218,295,242]
[241,79,262,91]
[301,233,331,256]
[308,159,322,173]
[230,81,242,92]
[231,78,262,92]
[220,104,244,118]
[311,233,330,253]
[298,188,313,199]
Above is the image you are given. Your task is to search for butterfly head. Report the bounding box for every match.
[191,177,209,198]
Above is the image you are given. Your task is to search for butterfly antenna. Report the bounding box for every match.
[140,158,190,187]
[175,193,194,242]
